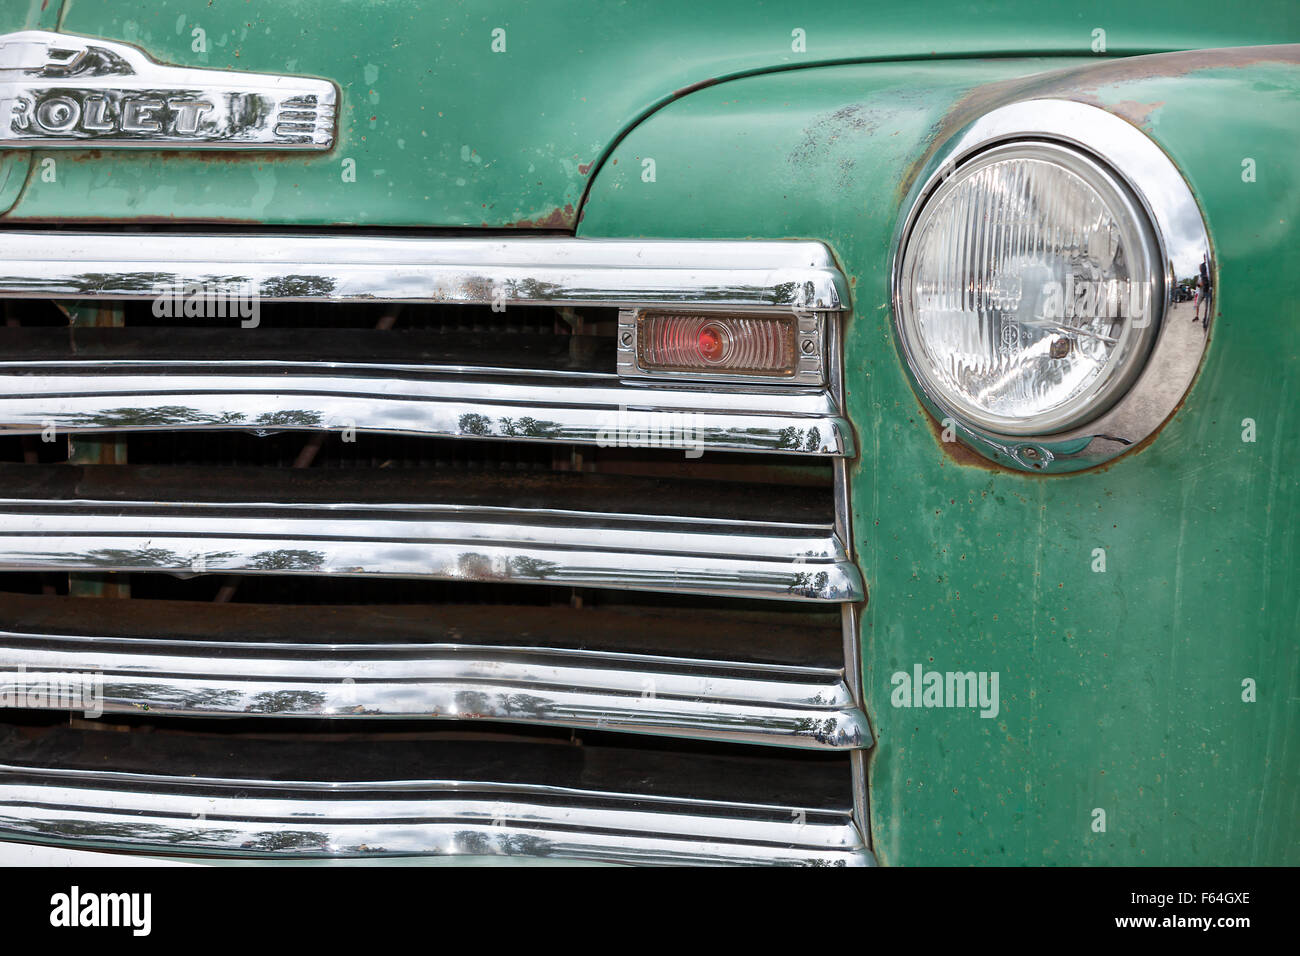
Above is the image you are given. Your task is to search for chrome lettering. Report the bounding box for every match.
[0,29,337,148]
[81,95,113,131]
[168,98,213,134]
[121,97,162,132]
[34,95,79,132]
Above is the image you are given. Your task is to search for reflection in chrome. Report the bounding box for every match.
[0,363,852,457]
[0,30,337,148]
[891,98,1214,471]
[0,630,870,750]
[0,233,848,310]
[0,764,871,866]
[0,492,863,603]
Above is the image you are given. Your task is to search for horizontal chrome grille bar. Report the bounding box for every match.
[0,365,851,457]
[0,595,869,749]
[0,233,848,310]
[0,464,862,602]
[0,780,868,866]
[0,728,871,865]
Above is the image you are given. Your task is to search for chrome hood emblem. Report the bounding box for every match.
[0,30,336,149]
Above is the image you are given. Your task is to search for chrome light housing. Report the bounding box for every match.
[898,142,1161,435]
[893,100,1213,471]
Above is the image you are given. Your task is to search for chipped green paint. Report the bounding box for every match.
[579,51,1300,865]
[0,0,1294,226]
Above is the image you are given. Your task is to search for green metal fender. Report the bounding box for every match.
[578,49,1300,865]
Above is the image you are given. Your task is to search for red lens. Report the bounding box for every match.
[636,312,795,376]
[697,325,725,363]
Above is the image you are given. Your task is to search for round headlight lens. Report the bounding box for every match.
[897,142,1162,436]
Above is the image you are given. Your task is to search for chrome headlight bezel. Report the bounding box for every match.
[891,99,1214,472]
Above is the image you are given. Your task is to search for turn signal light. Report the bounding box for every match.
[636,311,795,375]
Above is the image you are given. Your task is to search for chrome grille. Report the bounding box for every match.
[0,234,871,866]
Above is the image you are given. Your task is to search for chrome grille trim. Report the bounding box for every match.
[0,364,852,457]
[0,633,870,750]
[0,776,869,866]
[0,482,863,604]
[0,233,848,310]
[0,729,873,865]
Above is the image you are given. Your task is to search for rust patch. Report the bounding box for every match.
[504,203,576,229]
[922,408,1006,473]
[577,162,592,175]
[1046,44,1299,90]
[897,45,1300,207]
[671,76,721,100]
[50,148,323,167]
[1111,99,1166,126]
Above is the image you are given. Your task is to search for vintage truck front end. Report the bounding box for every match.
[0,1,1295,866]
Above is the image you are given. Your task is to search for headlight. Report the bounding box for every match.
[897,141,1162,436]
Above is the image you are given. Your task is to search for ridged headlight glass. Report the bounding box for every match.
[897,142,1162,435]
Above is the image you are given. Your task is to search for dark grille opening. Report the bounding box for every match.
[116,572,842,619]
[1,718,856,817]
[1,299,68,327]
[1,324,616,374]
[0,587,843,666]
[122,298,618,333]
[0,573,66,596]
[0,435,68,464]
[124,431,563,472]
[118,432,832,484]
[2,305,618,374]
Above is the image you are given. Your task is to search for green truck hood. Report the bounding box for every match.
[3,0,1297,228]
